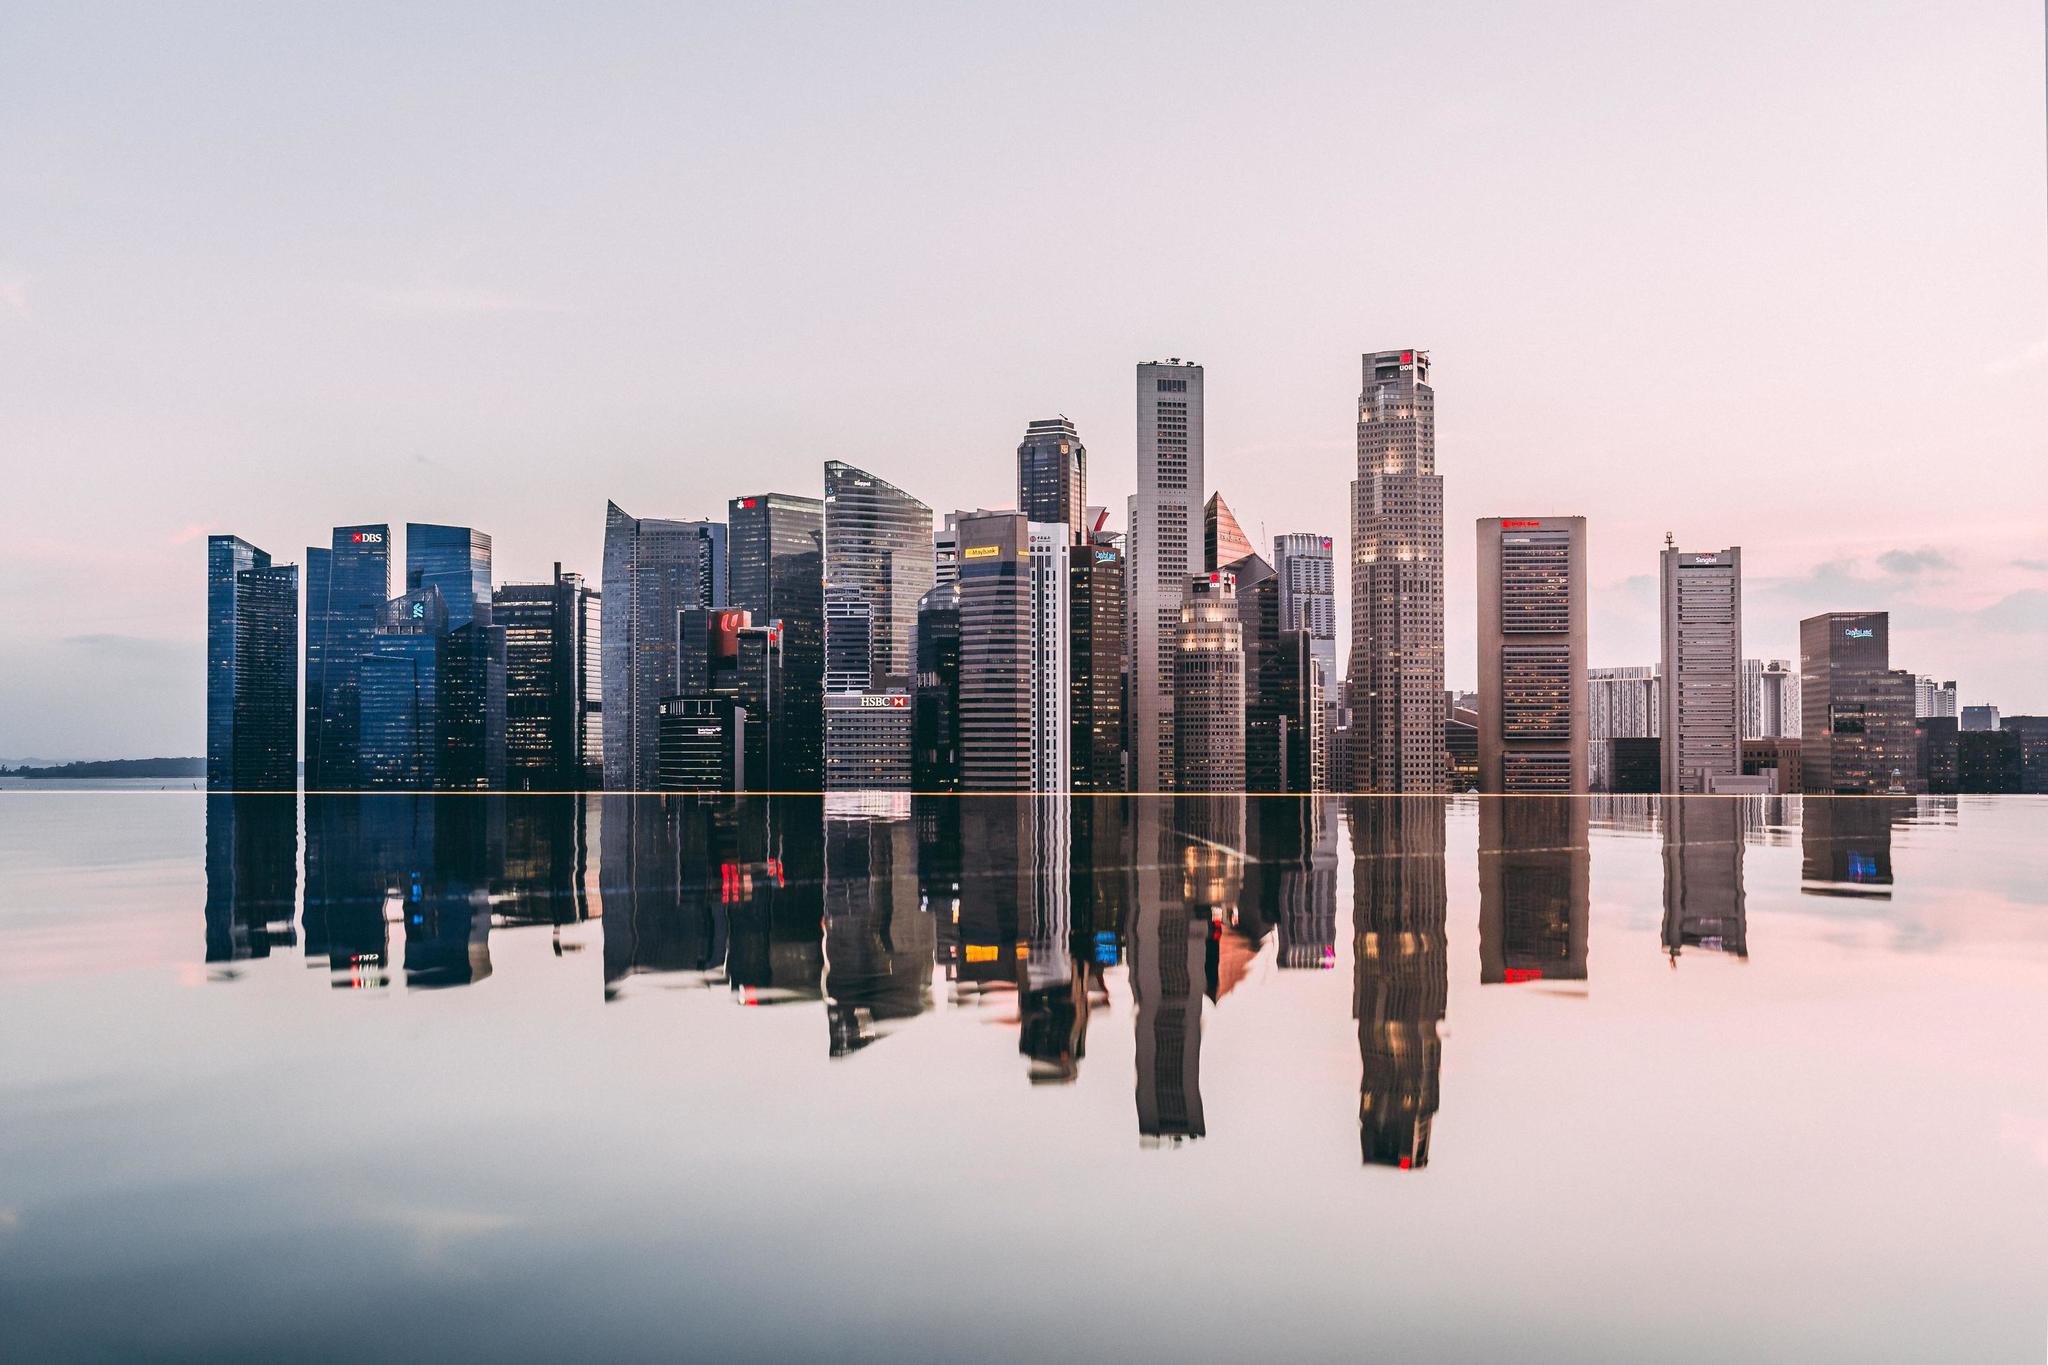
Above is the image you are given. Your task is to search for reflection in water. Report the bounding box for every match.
[1478,798,1590,988]
[199,794,1975,1158]
[1350,798,1447,1169]
[1662,798,1749,962]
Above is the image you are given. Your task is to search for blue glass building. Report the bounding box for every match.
[304,524,391,789]
[403,524,506,788]
[358,587,449,788]
[206,535,299,790]
[600,503,728,789]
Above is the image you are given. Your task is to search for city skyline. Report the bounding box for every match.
[5,4,2045,759]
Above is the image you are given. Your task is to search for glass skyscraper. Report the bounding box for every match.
[1016,416,1086,534]
[358,587,449,788]
[494,563,601,790]
[729,492,824,790]
[823,461,932,693]
[304,524,390,789]
[405,523,505,789]
[206,535,298,790]
[601,502,728,790]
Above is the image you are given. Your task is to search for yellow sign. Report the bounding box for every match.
[962,545,1000,559]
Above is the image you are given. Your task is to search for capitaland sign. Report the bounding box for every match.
[1844,627,1875,639]
[1094,550,1116,563]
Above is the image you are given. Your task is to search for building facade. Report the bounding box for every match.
[1914,676,1958,720]
[1742,658,1802,738]
[728,492,824,790]
[823,460,933,693]
[1174,572,1246,792]
[1476,516,1588,794]
[304,523,390,789]
[1203,492,1254,571]
[824,692,914,790]
[358,586,449,788]
[1070,528,1126,791]
[1349,349,1445,793]
[1127,359,1204,791]
[656,695,745,792]
[913,582,962,789]
[1274,531,1338,783]
[206,535,299,791]
[1588,665,1659,792]
[1017,416,1086,533]
[601,502,727,790]
[1799,611,1920,794]
[493,564,601,790]
[1659,544,1742,793]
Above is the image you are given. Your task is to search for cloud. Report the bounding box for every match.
[170,522,210,546]
[2015,559,2048,573]
[1971,589,2048,633]
[1874,547,1955,577]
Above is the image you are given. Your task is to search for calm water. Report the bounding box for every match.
[2,792,2044,1363]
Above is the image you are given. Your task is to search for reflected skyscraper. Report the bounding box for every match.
[305,524,391,789]
[1267,798,1338,970]
[1128,798,1215,1144]
[1661,797,1749,961]
[1800,796,1909,898]
[822,805,931,1055]
[600,795,733,996]
[1478,797,1589,986]
[206,535,298,790]
[203,795,299,962]
[1350,797,1447,1169]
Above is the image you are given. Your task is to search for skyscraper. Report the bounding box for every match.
[1017,416,1086,533]
[823,461,933,693]
[1203,493,1254,571]
[952,511,1069,791]
[1799,612,1920,794]
[1743,658,1802,738]
[407,523,505,790]
[358,586,449,788]
[304,524,390,789]
[601,502,727,790]
[1350,349,1445,793]
[824,587,875,694]
[728,492,824,789]
[494,563,601,790]
[1274,531,1338,782]
[1127,359,1204,791]
[1659,543,1742,793]
[1913,675,1958,720]
[1588,665,1658,792]
[1477,516,1588,793]
[1070,521,1126,791]
[913,582,962,790]
[1174,572,1245,792]
[823,692,914,790]
[1226,549,1317,792]
[1350,797,1447,1169]
[206,535,298,791]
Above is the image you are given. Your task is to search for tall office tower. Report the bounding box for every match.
[1017,416,1086,533]
[952,511,1070,790]
[1349,798,1447,1169]
[1174,572,1246,792]
[1350,349,1445,793]
[1659,544,1742,793]
[1477,516,1588,793]
[933,517,959,589]
[494,564,601,790]
[206,535,299,790]
[913,582,962,789]
[1588,665,1659,793]
[1478,797,1590,987]
[1203,493,1254,571]
[656,695,746,792]
[1071,524,1126,791]
[1224,551,1283,791]
[1799,612,1921,793]
[601,503,727,790]
[1661,798,1748,962]
[304,524,390,789]
[405,523,505,789]
[823,461,933,692]
[1742,658,1802,738]
[1913,676,1958,720]
[729,492,825,790]
[823,692,913,789]
[358,586,450,787]
[1960,704,2000,732]
[1128,802,1208,1145]
[1127,359,1204,791]
[677,607,783,790]
[1274,532,1338,780]
[823,587,874,694]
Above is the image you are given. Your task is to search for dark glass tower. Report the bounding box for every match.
[601,502,728,790]
[913,582,962,790]
[359,587,449,788]
[406,523,505,789]
[304,524,390,789]
[730,493,824,791]
[1070,530,1125,791]
[1016,416,1086,534]
[494,563,601,790]
[823,461,932,693]
[206,535,298,790]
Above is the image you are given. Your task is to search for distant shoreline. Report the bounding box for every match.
[0,757,205,780]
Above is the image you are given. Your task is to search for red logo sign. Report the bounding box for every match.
[1502,519,1541,529]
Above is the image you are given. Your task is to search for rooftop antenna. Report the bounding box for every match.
[1664,531,1675,549]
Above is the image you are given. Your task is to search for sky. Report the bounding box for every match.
[1,0,2043,760]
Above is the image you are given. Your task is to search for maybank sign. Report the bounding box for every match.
[962,545,1001,559]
